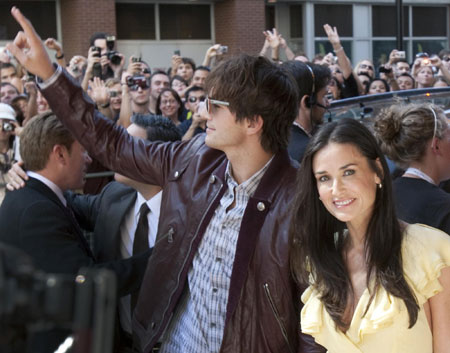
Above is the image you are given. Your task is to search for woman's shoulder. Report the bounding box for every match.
[402,223,450,303]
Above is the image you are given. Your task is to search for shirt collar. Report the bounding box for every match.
[27,171,67,206]
[134,190,162,219]
[224,156,274,197]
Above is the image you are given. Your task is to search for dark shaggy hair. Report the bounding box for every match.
[205,54,298,154]
[289,118,419,329]
[131,113,181,142]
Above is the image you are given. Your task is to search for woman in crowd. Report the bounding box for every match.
[170,75,188,99]
[365,78,390,95]
[156,88,184,126]
[373,104,450,233]
[415,65,435,88]
[290,118,450,353]
[105,78,122,120]
[0,104,18,204]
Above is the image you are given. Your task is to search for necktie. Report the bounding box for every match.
[131,203,150,314]
[133,203,150,255]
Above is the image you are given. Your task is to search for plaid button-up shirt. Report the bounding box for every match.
[160,159,271,353]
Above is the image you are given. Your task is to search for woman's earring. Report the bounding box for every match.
[377,183,383,189]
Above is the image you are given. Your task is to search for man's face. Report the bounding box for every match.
[65,141,92,190]
[115,124,147,186]
[1,84,18,105]
[357,60,375,78]
[94,38,107,55]
[311,86,330,126]
[185,90,205,113]
[397,76,414,90]
[1,66,17,83]
[130,85,150,107]
[395,62,410,76]
[192,69,209,89]
[176,63,194,82]
[150,74,170,100]
[204,99,248,153]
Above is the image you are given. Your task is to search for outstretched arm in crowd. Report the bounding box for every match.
[323,25,353,79]
[44,38,66,68]
[202,44,220,67]
[117,71,132,128]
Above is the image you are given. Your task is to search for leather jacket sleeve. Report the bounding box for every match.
[41,70,204,187]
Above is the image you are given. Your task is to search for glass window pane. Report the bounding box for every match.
[116,3,155,40]
[315,40,352,60]
[160,4,211,40]
[290,5,303,38]
[265,5,275,31]
[412,40,447,57]
[412,7,447,37]
[314,5,352,37]
[0,1,56,40]
[372,6,409,37]
[373,40,409,67]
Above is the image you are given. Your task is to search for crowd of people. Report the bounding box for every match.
[0,6,449,353]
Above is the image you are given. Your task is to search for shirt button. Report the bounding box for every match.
[215,257,222,262]
[257,202,265,211]
[209,175,216,183]
[151,322,156,329]
[212,288,218,293]
[174,171,180,178]
[210,323,216,328]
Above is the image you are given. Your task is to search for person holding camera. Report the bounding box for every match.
[0,103,19,204]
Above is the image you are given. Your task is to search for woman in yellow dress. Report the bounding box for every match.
[290,118,450,352]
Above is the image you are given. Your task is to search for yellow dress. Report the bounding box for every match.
[301,224,450,353]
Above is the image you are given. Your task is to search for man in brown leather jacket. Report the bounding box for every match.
[8,7,326,353]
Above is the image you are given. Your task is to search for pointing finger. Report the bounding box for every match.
[11,7,40,43]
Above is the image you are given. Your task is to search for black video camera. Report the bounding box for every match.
[126,75,150,91]
[106,36,121,66]
[0,244,117,353]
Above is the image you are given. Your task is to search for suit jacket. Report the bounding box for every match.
[66,181,137,262]
[0,177,150,295]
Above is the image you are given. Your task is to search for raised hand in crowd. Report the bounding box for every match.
[89,77,113,120]
[108,51,125,80]
[81,46,101,91]
[44,37,65,68]
[170,54,183,77]
[126,55,143,75]
[182,101,208,141]
[23,80,38,124]
[202,44,224,67]
[67,55,86,80]
[263,28,281,61]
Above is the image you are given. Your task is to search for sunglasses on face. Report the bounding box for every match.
[205,97,229,114]
[443,56,450,62]
[188,96,206,103]
[109,90,120,97]
[360,64,374,71]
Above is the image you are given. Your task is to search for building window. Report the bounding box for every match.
[290,5,303,38]
[314,5,352,37]
[116,3,156,40]
[265,5,275,31]
[372,5,448,65]
[159,4,211,40]
[0,1,56,40]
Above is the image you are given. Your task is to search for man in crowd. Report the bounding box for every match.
[7,7,325,353]
[148,71,170,114]
[397,73,415,90]
[282,61,331,162]
[0,82,19,105]
[0,62,18,82]
[178,86,207,140]
[191,66,210,89]
[393,59,411,77]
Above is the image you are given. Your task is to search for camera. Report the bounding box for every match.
[218,45,228,54]
[105,36,121,66]
[396,51,405,59]
[126,75,150,90]
[174,50,181,56]
[91,46,102,78]
[379,66,393,74]
[2,122,14,132]
[0,244,116,353]
[131,56,142,63]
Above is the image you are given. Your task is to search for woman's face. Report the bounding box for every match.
[416,67,434,87]
[313,142,381,230]
[171,78,187,96]
[159,91,180,118]
[368,80,387,95]
[108,83,122,111]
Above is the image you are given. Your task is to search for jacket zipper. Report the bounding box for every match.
[263,283,294,353]
[148,183,224,349]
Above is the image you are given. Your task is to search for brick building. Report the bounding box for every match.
[0,0,449,69]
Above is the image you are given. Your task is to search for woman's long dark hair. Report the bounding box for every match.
[156,88,183,120]
[290,118,419,329]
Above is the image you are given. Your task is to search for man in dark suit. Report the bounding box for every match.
[66,114,181,352]
[0,112,150,353]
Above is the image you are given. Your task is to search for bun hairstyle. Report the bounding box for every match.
[373,103,447,168]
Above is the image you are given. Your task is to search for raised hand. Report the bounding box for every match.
[89,77,110,105]
[6,7,55,80]
[323,24,340,47]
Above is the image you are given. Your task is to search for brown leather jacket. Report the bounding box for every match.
[41,71,326,353]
